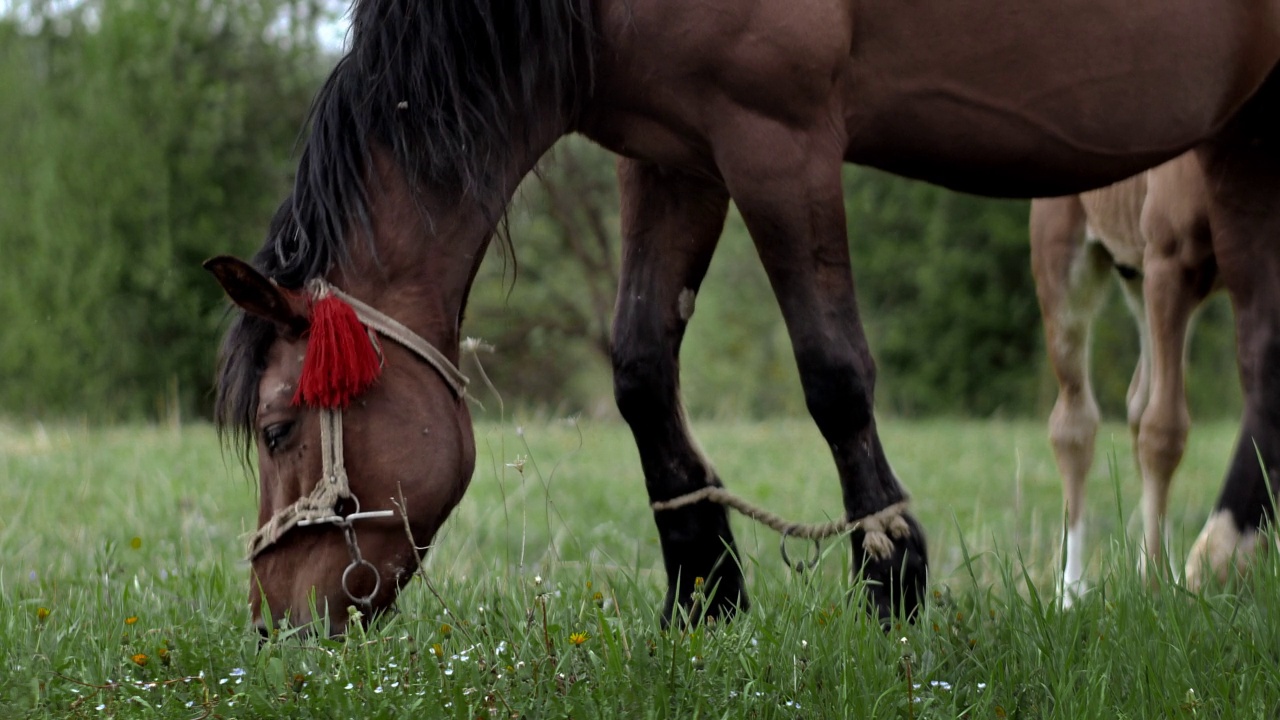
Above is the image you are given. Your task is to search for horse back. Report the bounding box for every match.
[844,0,1280,195]
[585,0,1278,198]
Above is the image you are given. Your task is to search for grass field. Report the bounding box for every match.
[3,416,1278,718]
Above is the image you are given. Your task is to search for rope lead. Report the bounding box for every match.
[651,486,912,564]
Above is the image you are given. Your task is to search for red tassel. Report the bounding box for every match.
[293,294,382,408]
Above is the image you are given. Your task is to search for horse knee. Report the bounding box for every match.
[612,344,676,425]
[1048,392,1099,456]
[795,346,874,439]
[1137,410,1190,481]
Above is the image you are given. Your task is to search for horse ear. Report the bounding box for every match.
[203,256,310,337]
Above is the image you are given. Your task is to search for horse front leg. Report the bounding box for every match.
[1134,157,1216,586]
[1030,196,1112,605]
[610,159,745,625]
[716,122,927,624]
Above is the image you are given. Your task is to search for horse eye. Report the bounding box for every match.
[262,422,295,453]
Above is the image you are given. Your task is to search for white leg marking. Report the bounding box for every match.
[1062,521,1088,607]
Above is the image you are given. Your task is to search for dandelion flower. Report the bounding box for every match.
[131,654,148,667]
[439,623,452,637]
[130,537,142,550]
[36,607,50,622]
[124,616,138,626]
[568,631,589,646]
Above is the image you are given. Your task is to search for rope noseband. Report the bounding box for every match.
[246,279,468,608]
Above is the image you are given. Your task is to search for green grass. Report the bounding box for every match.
[3,416,1277,718]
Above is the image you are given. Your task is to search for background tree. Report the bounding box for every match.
[0,0,328,419]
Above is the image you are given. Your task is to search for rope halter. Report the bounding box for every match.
[245,279,469,606]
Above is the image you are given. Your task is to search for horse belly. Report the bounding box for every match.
[844,0,1279,197]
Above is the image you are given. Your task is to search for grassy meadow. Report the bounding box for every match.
[3,415,1278,718]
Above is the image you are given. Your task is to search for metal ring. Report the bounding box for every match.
[779,528,822,573]
[341,558,382,606]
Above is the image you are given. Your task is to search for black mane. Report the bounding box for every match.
[214,0,595,451]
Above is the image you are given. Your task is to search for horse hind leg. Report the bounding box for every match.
[1117,275,1152,457]
[1030,196,1113,606]
[1133,162,1215,587]
[716,121,926,625]
[610,159,744,626]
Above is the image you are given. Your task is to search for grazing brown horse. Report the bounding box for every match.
[1031,152,1220,604]
[207,0,1280,634]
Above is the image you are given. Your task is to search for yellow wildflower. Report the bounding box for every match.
[131,653,148,667]
[568,631,589,646]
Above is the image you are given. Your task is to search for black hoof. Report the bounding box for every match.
[851,512,928,628]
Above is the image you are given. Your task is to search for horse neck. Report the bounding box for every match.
[335,124,565,360]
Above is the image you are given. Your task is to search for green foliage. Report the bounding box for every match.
[464,138,621,415]
[845,168,1043,417]
[0,0,325,419]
